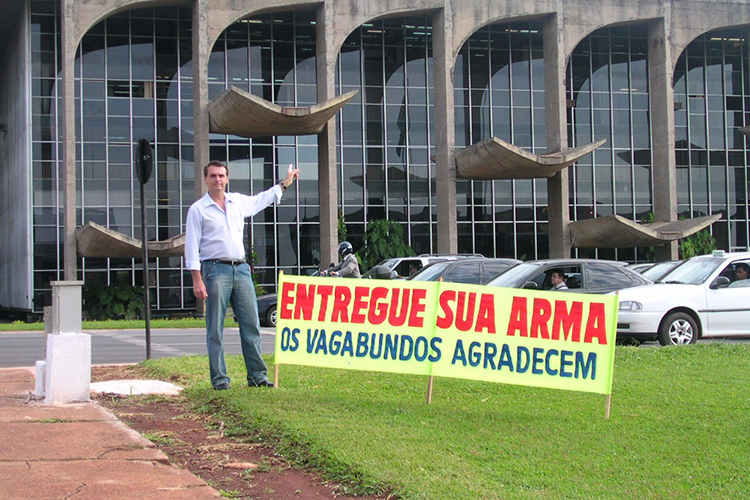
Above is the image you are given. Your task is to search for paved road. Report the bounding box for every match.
[0,327,276,368]
[3,327,747,368]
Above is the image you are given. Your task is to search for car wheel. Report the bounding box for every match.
[657,312,698,346]
[265,305,277,328]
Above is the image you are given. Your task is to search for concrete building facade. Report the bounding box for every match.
[1,0,749,315]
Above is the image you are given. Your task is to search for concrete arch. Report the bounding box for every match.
[326,0,442,63]
[204,1,320,52]
[671,22,750,73]
[559,3,663,60]
[670,4,750,69]
[452,8,556,62]
[449,12,553,91]
[65,0,184,47]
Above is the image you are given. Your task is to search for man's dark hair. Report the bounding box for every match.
[204,160,228,178]
[551,269,566,279]
[736,263,749,273]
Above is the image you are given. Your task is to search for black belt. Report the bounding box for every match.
[203,259,246,266]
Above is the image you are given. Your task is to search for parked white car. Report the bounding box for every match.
[616,251,750,345]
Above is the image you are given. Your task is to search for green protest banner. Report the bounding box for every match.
[275,275,618,399]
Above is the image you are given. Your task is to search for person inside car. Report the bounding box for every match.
[550,269,569,291]
[734,262,749,283]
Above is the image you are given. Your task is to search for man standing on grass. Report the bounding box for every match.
[185,160,299,390]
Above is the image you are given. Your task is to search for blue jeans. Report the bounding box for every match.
[202,261,268,388]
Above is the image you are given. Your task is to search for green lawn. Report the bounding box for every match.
[0,317,237,331]
[141,343,750,500]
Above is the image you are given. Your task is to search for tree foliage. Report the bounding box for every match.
[356,219,415,271]
[83,283,145,320]
[678,228,717,259]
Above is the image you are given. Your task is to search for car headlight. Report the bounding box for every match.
[619,301,643,311]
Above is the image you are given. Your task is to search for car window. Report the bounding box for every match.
[722,260,750,284]
[542,266,582,290]
[585,262,633,290]
[483,261,515,282]
[394,260,423,278]
[486,263,541,288]
[443,262,482,284]
[530,270,551,289]
[408,262,451,281]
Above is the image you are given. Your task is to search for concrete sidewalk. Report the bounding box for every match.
[0,367,220,500]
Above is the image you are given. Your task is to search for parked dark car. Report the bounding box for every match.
[485,259,651,294]
[257,293,277,327]
[407,258,521,285]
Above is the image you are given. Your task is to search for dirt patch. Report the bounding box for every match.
[92,365,391,500]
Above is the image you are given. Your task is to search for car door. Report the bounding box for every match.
[704,260,750,337]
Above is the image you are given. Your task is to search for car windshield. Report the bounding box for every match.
[485,263,541,287]
[378,259,399,270]
[408,262,451,281]
[658,257,724,285]
[641,261,680,281]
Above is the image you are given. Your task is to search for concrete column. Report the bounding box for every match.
[192,0,209,316]
[649,16,679,261]
[544,13,571,259]
[433,7,458,254]
[317,5,339,267]
[61,2,77,280]
[192,0,210,201]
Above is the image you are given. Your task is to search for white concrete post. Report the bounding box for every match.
[39,280,91,404]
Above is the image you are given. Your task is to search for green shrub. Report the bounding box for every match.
[356,219,415,270]
[83,283,145,320]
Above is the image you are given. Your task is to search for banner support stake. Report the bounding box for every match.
[274,270,283,389]
[605,394,611,419]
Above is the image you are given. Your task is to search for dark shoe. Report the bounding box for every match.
[249,380,273,388]
[214,382,231,391]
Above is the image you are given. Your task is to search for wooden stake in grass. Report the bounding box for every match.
[425,277,445,404]
[605,394,611,419]
[274,271,283,389]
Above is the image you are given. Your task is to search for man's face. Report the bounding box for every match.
[736,266,748,280]
[205,165,228,194]
[551,273,562,285]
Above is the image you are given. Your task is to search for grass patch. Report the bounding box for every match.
[143,431,179,447]
[142,344,750,499]
[0,317,238,332]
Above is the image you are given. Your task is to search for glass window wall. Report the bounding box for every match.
[566,25,652,262]
[336,18,436,254]
[455,21,546,259]
[674,28,750,251]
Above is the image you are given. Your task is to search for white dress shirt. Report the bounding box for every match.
[184,186,283,271]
